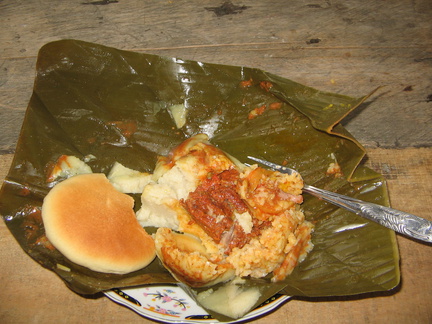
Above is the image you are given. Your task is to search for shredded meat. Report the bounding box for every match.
[182,169,252,252]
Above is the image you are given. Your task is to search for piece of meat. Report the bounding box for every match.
[182,169,251,252]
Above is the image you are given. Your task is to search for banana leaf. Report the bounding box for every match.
[0,40,399,320]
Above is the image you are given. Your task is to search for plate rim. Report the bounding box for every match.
[104,284,292,323]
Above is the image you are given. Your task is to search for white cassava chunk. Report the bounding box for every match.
[48,155,92,182]
[108,162,152,194]
[169,104,187,128]
[136,182,180,229]
[197,280,261,319]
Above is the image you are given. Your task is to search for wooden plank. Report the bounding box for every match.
[1,148,431,323]
[1,0,431,151]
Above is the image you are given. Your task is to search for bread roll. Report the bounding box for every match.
[42,173,155,274]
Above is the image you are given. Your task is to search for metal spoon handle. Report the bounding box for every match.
[304,184,432,243]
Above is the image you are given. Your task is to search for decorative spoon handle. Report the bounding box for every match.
[304,184,432,243]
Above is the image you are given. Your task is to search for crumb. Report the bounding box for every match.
[269,102,282,110]
[259,81,273,92]
[248,105,266,119]
[326,162,343,178]
[239,78,253,88]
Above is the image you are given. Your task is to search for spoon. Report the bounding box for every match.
[247,156,432,243]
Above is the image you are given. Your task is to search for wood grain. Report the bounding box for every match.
[1,1,431,322]
[1,0,432,151]
[1,148,431,324]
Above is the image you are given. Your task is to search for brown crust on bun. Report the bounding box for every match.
[42,173,155,274]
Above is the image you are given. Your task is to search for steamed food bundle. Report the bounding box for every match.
[41,134,313,289]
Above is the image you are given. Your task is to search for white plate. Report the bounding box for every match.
[105,285,291,323]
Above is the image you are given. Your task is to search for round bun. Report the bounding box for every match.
[42,173,156,274]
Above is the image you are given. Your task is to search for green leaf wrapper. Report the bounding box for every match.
[0,40,399,321]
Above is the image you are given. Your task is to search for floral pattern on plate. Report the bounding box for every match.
[142,287,190,316]
[105,285,291,323]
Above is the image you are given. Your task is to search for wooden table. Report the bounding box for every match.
[1,1,431,323]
